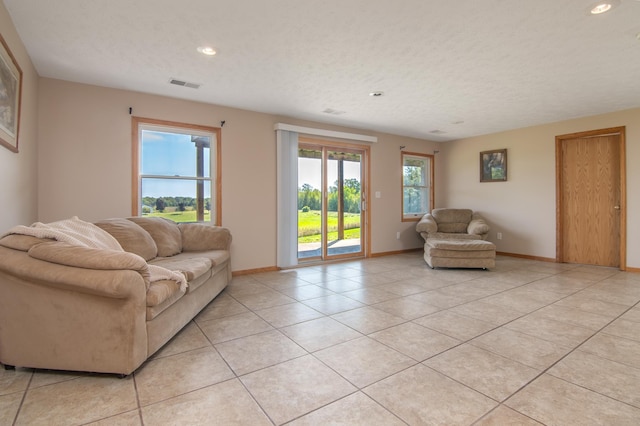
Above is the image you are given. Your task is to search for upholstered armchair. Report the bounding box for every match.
[415,208,495,269]
[416,208,490,241]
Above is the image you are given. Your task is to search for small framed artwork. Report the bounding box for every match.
[480,149,507,182]
[0,32,22,153]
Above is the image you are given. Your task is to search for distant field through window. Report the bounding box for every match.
[132,117,221,224]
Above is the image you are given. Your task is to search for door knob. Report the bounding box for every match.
[614,206,621,210]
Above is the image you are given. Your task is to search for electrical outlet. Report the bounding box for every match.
[497,232,503,240]
[396,231,400,239]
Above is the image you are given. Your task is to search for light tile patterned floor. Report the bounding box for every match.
[2,254,640,425]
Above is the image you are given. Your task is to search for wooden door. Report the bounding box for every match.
[556,127,625,268]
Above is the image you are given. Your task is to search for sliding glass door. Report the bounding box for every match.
[297,140,367,262]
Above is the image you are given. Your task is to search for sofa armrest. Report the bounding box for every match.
[467,214,490,236]
[179,223,232,252]
[415,214,438,234]
[29,241,148,271]
[0,245,149,375]
[0,244,148,299]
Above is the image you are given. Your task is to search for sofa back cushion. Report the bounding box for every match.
[127,217,182,257]
[95,218,158,261]
[432,208,473,233]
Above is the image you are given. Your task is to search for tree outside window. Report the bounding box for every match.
[402,152,433,221]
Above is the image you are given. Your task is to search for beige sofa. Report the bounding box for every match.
[0,217,232,376]
[416,208,496,269]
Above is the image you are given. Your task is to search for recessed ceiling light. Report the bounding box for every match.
[369,91,384,97]
[589,1,619,14]
[591,3,611,14]
[197,46,217,56]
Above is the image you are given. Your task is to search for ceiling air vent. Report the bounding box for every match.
[322,108,346,115]
[169,78,201,89]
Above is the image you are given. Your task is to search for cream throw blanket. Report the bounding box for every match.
[4,216,187,291]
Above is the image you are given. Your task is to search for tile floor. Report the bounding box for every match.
[2,254,640,425]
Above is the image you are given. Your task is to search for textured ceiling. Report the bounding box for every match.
[5,0,640,141]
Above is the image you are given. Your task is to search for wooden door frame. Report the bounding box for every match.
[555,126,626,269]
[298,137,371,261]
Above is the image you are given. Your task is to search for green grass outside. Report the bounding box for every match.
[144,207,211,223]
[299,228,361,244]
[143,209,358,243]
[298,210,360,243]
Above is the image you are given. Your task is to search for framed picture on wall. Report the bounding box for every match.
[480,149,507,182]
[0,32,22,153]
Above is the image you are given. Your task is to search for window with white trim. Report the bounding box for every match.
[402,152,433,221]
[132,117,221,224]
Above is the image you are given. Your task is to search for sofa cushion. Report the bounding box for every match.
[147,279,184,307]
[146,280,186,320]
[179,223,232,251]
[150,257,212,281]
[95,218,158,261]
[202,250,230,267]
[128,217,182,257]
[170,250,230,267]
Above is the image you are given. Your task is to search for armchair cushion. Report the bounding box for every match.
[468,216,490,236]
[427,239,495,252]
[431,209,473,233]
[427,232,483,241]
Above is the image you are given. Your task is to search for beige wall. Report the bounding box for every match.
[37,78,439,271]
[440,107,640,268]
[19,6,636,271]
[0,2,39,231]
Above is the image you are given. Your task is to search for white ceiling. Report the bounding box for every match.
[5,0,640,141]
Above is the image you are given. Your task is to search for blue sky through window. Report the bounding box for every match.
[141,130,211,198]
[298,157,361,190]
